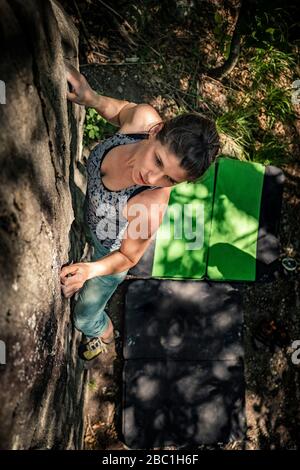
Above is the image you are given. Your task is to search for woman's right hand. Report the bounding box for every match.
[65,62,96,107]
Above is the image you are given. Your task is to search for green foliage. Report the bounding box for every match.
[246,8,292,48]
[262,85,296,129]
[215,7,297,167]
[213,11,232,60]
[249,44,295,85]
[252,133,288,166]
[83,107,116,146]
[217,78,296,164]
[216,107,258,160]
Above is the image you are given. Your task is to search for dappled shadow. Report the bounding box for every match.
[124,280,243,362]
[207,242,256,280]
[121,279,245,448]
[123,359,245,449]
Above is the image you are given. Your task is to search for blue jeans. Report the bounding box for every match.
[73,227,128,338]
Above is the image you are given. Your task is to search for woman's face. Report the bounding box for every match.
[131,135,190,188]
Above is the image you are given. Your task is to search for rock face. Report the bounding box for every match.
[0,0,87,449]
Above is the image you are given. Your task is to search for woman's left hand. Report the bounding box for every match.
[60,262,92,298]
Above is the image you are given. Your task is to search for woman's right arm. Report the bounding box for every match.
[65,62,135,126]
[65,62,162,130]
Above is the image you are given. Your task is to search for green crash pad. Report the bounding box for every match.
[129,157,284,281]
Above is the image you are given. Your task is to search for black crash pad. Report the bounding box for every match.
[122,280,245,448]
[123,359,245,448]
[124,280,243,361]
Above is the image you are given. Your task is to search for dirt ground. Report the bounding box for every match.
[61,0,300,450]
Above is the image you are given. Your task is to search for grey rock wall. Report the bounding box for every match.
[0,0,87,449]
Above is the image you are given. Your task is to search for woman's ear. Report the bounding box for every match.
[148,121,164,137]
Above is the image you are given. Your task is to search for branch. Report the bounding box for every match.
[208,1,247,80]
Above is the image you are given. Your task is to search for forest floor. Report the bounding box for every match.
[61,0,300,449]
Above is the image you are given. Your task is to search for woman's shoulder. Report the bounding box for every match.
[125,186,171,209]
[122,186,171,224]
[117,103,162,134]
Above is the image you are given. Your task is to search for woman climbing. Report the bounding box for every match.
[60,63,220,361]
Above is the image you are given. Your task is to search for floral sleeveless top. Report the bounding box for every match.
[85,132,159,251]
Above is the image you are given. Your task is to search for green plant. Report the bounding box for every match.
[216,12,297,167]
[251,133,288,166]
[213,11,232,60]
[249,44,295,86]
[248,8,292,48]
[83,108,116,146]
[261,85,296,129]
[216,106,258,160]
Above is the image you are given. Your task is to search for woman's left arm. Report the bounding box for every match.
[60,250,136,299]
[60,189,170,298]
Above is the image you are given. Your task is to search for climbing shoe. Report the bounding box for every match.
[78,336,108,361]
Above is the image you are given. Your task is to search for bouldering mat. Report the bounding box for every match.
[124,280,243,362]
[123,360,245,448]
[129,158,284,281]
[122,279,245,448]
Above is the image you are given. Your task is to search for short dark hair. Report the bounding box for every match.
[156,113,220,181]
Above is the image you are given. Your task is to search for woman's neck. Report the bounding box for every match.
[102,140,143,190]
[122,140,144,183]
